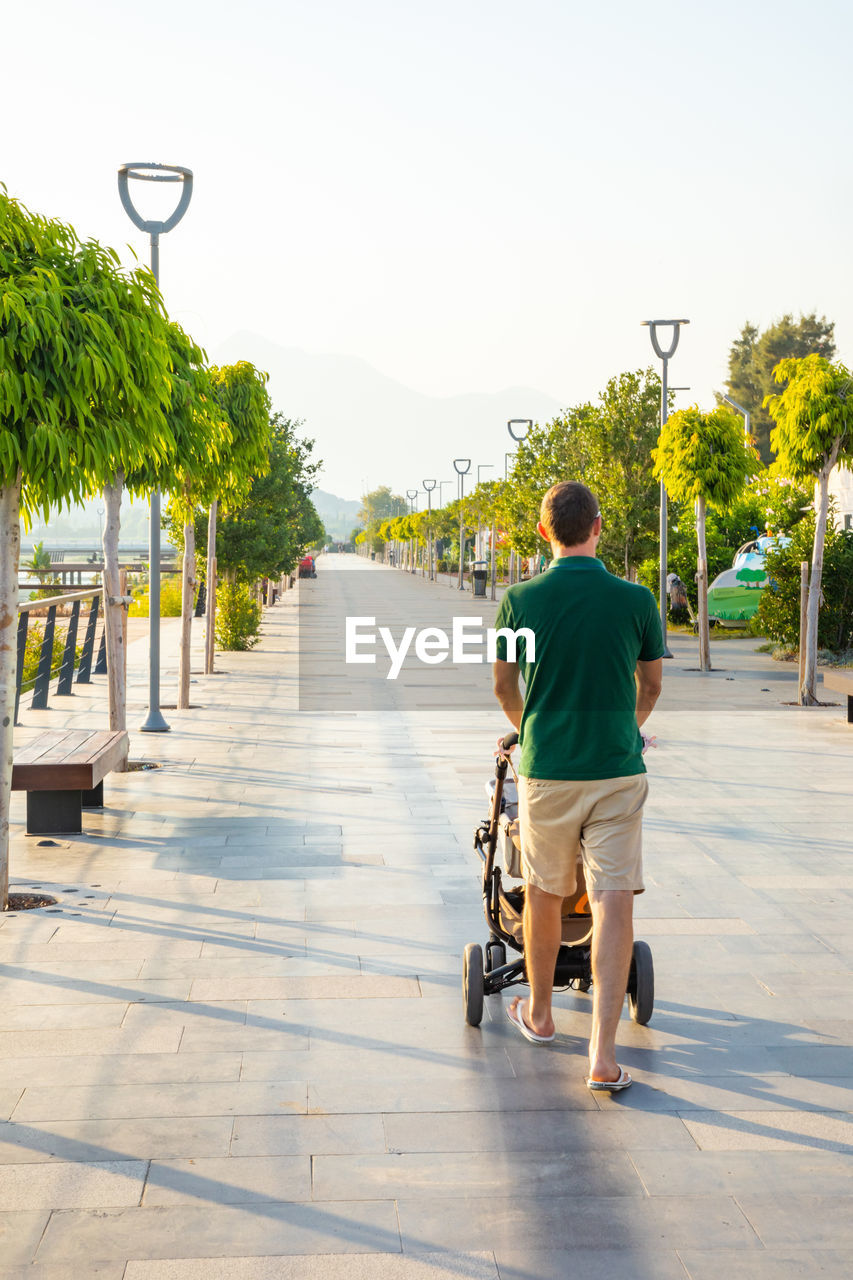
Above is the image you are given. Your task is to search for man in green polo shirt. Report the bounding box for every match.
[493,480,663,1090]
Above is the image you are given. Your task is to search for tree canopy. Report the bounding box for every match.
[0,188,172,519]
[723,313,835,462]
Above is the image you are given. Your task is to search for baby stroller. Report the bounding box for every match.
[464,732,654,1028]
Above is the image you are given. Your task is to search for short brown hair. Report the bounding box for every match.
[540,482,600,547]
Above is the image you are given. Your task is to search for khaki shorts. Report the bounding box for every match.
[517,774,649,897]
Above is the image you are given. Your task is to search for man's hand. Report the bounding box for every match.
[641,732,657,754]
[495,733,517,758]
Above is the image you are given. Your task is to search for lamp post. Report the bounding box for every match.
[453,459,471,590]
[641,319,689,657]
[438,480,453,507]
[722,394,751,438]
[118,161,193,733]
[423,480,436,580]
[475,464,493,573]
[506,419,532,585]
[406,489,418,573]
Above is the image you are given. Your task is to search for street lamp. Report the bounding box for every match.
[423,480,436,580]
[641,318,690,658]
[453,459,471,590]
[722,394,751,438]
[506,420,532,585]
[438,480,453,507]
[475,464,493,571]
[118,161,193,733]
[407,488,418,573]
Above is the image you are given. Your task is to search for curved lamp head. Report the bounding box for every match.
[453,458,471,475]
[422,479,436,492]
[507,418,532,443]
[118,161,193,235]
[641,319,690,362]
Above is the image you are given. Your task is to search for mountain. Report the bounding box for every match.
[310,489,361,540]
[213,332,564,501]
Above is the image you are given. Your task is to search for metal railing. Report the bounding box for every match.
[16,588,106,724]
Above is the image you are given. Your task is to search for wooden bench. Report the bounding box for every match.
[823,670,853,723]
[11,730,129,834]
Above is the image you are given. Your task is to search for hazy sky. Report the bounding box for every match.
[5,0,851,499]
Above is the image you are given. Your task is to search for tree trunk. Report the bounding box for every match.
[802,459,836,705]
[205,500,218,675]
[0,473,22,910]
[177,517,195,710]
[696,495,711,673]
[102,473,127,735]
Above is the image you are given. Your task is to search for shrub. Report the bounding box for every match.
[129,577,184,617]
[757,518,853,652]
[215,582,261,651]
[19,622,78,690]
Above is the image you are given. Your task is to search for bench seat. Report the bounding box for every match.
[12,730,129,834]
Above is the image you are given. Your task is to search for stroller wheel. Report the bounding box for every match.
[627,939,654,1025]
[462,943,484,1026]
[577,978,592,993]
[485,940,506,974]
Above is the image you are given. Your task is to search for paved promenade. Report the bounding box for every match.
[1,554,852,1277]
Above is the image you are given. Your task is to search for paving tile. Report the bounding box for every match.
[143,1155,310,1205]
[630,1148,853,1196]
[0,1160,147,1209]
[189,975,420,1001]
[680,1110,853,1152]
[735,1194,853,1247]
[0,1213,52,1267]
[383,1109,696,1153]
[12,1080,307,1122]
[678,1248,853,1279]
[0,1117,233,1164]
[495,1248,688,1280]
[231,1113,386,1156]
[397,1193,758,1253]
[0,1053,241,1090]
[313,1150,645,1200]
[308,1072,595,1114]
[35,1200,401,1263]
[124,1253,498,1279]
[0,1028,183,1058]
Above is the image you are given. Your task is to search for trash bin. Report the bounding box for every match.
[471,560,488,597]
[370,552,376,561]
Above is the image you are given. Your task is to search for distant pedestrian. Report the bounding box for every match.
[493,481,663,1090]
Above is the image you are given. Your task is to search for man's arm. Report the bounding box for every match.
[636,657,662,729]
[493,659,524,731]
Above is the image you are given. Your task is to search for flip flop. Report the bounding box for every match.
[586,1068,632,1092]
[506,1000,555,1045]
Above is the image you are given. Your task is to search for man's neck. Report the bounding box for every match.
[551,538,599,559]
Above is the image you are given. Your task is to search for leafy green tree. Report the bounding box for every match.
[502,370,661,577]
[0,189,171,907]
[101,323,230,721]
[724,313,835,461]
[758,517,853,653]
[644,470,813,613]
[654,406,757,670]
[765,354,853,703]
[203,363,272,674]
[215,416,322,583]
[24,541,52,583]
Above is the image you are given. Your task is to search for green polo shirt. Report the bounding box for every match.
[494,557,664,780]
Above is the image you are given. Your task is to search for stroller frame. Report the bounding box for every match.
[463,732,654,1028]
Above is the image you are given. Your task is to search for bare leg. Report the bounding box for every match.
[510,883,562,1038]
[588,889,634,1082]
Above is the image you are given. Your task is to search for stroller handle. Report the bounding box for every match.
[500,732,519,751]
